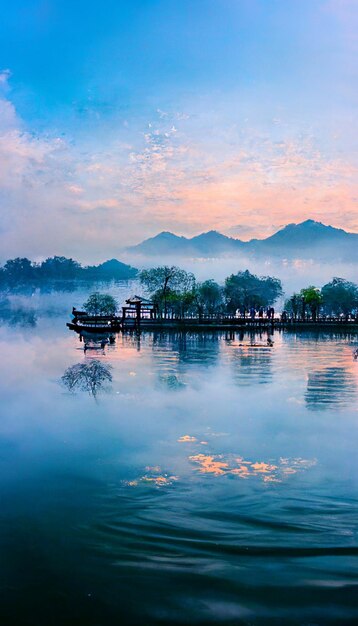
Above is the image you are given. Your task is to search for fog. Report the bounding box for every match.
[2,254,357,320]
[124,253,358,295]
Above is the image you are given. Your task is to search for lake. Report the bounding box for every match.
[0,289,358,625]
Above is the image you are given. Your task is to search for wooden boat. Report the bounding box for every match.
[67,315,122,333]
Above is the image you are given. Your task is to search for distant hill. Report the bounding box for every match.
[130,232,193,256]
[85,258,138,280]
[0,256,138,288]
[128,220,358,261]
[132,230,242,257]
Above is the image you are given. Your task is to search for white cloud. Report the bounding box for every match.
[0,87,357,263]
[0,69,11,85]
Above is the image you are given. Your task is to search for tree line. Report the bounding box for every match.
[138,267,283,319]
[285,279,358,321]
[82,267,358,320]
[138,267,358,321]
[3,258,357,320]
[0,256,137,286]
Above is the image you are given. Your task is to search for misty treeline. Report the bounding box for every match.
[285,279,358,321]
[137,266,358,320]
[0,256,137,286]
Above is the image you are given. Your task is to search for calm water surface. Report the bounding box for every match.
[0,292,358,625]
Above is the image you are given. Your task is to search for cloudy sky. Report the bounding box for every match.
[0,0,357,262]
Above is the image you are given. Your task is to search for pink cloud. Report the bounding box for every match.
[0,89,356,262]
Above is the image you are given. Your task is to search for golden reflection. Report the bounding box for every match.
[178,435,197,443]
[251,461,278,473]
[231,465,250,478]
[189,451,316,483]
[125,447,317,490]
[189,454,229,475]
[124,469,179,488]
[141,475,178,486]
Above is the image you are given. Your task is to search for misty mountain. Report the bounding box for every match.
[0,256,138,288]
[128,220,358,261]
[85,259,138,280]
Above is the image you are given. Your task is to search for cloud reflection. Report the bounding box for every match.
[124,466,179,488]
[127,439,316,489]
[189,451,316,483]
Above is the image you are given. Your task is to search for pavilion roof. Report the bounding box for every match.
[125,294,154,305]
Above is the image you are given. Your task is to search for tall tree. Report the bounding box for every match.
[300,286,322,321]
[194,280,223,318]
[224,270,283,316]
[3,258,34,282]
[284,293,302,320]
[139,266,195,317]
[321,278,358,318]
[40,256,81,279]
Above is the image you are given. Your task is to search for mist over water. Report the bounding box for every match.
[0,287,357,625]
[124,254,358,295]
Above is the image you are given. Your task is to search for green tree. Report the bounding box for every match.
[3,257,34,282]
[300,286,322,321]
[194,280,223,318]
[224,270,283,316]
[284,293,302,320]
[83,292,118,316]
[139,266,195,317]
[165,289,196,318]
[321,278,358,319]
[40,256,81,279]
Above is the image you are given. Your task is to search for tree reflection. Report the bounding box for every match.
[305,366,356,410]
[158,374,186,390]
[61,359,113,397]
[227,339,273,386]
[152,331,220,366]
[0,299,37,327]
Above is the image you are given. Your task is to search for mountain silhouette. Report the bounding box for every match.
[128,220,358,261]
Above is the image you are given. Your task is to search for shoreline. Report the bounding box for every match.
[68,318,358,334]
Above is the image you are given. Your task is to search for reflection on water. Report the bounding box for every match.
[306,366,357,410]
[158,373,186,390]
[129,434,317,485]
[153,331,221,365]
[226,341,273,386]
[0,304,358,625]
[0,298,37,327]
[124,466,179,487]
[188,451,316,483]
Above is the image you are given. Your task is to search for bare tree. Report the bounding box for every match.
[61,360,113,397]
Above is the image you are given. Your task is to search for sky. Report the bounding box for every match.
[0,0,357,262]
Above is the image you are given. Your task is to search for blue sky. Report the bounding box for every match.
[0,0,356,261]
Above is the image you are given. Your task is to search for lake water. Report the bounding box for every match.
[0,289,358,625]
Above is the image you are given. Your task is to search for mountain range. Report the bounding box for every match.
[127,220,358,261]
